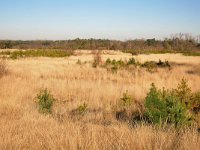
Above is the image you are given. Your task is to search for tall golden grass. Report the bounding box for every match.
[0,51,200,149]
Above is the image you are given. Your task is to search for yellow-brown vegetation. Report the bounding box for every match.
[0,50,200,149]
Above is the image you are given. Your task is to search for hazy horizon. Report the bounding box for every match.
[1,0,200,40]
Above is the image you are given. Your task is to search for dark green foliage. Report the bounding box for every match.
[146,38,156,46]
[157,59,171,68]
[37,89,55,114]
[105,58,111,65]
[157,59,170,67]
[116,59,125,67]
[127,58,136,65]
[104,58,127,73]
[145,83,193,126]
[145,84,167,123]
[142,61,158,72]
[103,58,171,73]
[141,59,171,72]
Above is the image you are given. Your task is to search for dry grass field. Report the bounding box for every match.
[0,50,200,149]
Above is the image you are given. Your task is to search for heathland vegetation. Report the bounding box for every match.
[0,49,200,149]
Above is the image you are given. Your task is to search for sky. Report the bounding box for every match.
[0,0,200,40]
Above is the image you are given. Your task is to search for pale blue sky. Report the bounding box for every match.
[0,0,200,40]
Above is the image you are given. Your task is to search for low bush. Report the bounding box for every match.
[141,61,158,72]
[145,83,193,127]
[105,58,112,65]
[102,58,171,73]
[104,58,137,73]
[37,89,55,114]
[115,92,134,121]
[141,60,171,72]
[157,59,171,68]
[73,102,88,115]
[175,78,192,104]
[120,91,133,107]
[127,58,136,65]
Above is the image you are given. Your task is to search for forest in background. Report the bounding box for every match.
[0,33,200,52]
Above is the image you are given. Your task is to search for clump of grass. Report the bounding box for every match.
[76,59,82,65]
[92,50,102,68]
[0,59,7,77]
[191,92,200,114]
[37,89,55,114]
[115,91,135,121]
[120,91,133,107]
[72,102,88,115]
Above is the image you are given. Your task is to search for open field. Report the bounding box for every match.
[0,50,200,149]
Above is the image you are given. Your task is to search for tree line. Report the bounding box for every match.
[0,33,200,52]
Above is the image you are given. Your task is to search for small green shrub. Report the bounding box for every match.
[142,61,157,72]
[145,83,193,126]
[111,59,117,65]
[115,91,134,121]
[76,102,88,115]
[111,64,118,73]
[105,58,112,65]
[120,91,133,107]
[127,58,136,65]
[37,89,55,114]
[157,59,171,68]
[141,60,171,72]
[175,78,192,104]
[117,59,125,67]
